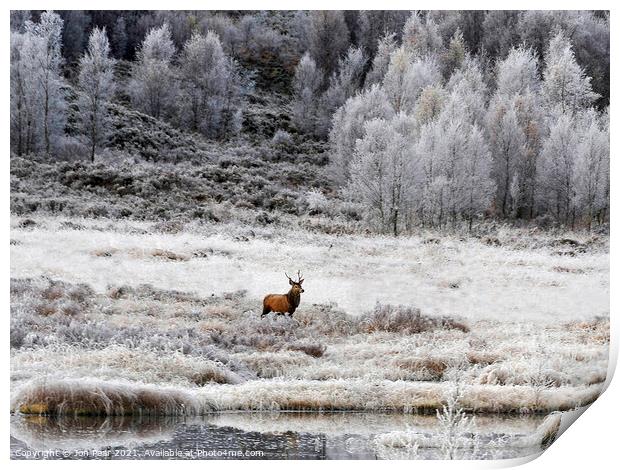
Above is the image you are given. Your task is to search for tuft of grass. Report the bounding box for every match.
[150,249,190,262]
[92,248,118,257]
[358,304,470,335]
[13,379,201,416]
[394,357,448,381]
[41,284,64,301]
[564,317,610,344]
[467,350,500,366]
[34,303,57,316]
[288,341,327,358]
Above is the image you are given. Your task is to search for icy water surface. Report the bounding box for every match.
[10,412,548,460]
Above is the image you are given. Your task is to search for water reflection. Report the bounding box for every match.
[11,412,547,460]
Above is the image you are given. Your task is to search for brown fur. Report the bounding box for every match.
[262,273,304,318]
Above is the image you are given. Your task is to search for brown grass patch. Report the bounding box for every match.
[191,369,236,386]
[150,249,190,261]
[288,342,326,358]
[34,303,57,316]
[565,318,610,343]
[91,248,118,257]
[41,285,64,301]
[394,357,447,380]
[107,285,135,299]
[553,266,585,274]
[58,301,83,316]
[13,379,199,416]
[358,304,470,334]
[467,350,500,365]
[197,319,227,334]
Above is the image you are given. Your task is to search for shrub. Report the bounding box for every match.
[305,189,330,214]
[271,129,294,147]
[358,304,470,334]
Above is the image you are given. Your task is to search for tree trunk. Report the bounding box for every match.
[16,107,23,156]
[393,208,398,237]
[44,87,50,156]
[502,171,510,217]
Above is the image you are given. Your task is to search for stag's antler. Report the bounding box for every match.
[285,271,304,283]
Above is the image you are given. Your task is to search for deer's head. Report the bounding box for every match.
[286,271,304,294]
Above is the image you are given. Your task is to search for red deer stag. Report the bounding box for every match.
[262,271,304,318]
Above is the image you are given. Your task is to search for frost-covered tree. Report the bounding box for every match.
[414,85,446,126]
[416,119,444,226]
[128,23,177,120]
[538,112,579,224]
[219,56,250,137]
[24,11,67,156]
[237,14,261,52]
[178,31,246,139]
[436,116,470,226]
[481,10,521,58]
[10,32,41,155]
[383,47,442,114]
[518,10,609,107]
[401,12,443,57]
[329,85,395,181]
[317,46,367,136]
[304,11,350,78]
[154,10,197,51]
[241,15,283,57]
[496,45,539,98]
[492,47,542,218]
[347,116,417,235]
[573,110,610,228]
[292,53,323,135]
[511,91,544,218]
[516,10,559,59]
[416,105,494,229]
[460,124,494,230]
[441,29,466,78]
[444,57,488,125]
[364,34,398,88]
[427,11,462,45]
[197,14,239,55]
[486,100,526,217]
[178,31,227,136]
[77,27,116,161]
[388,113,420,233]
[356,11,409,55]
[542,31,598,113]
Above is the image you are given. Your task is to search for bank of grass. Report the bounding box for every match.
[12,377,602,416]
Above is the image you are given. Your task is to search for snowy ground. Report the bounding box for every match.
[9,215,610,458]
[10,216,609,321]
